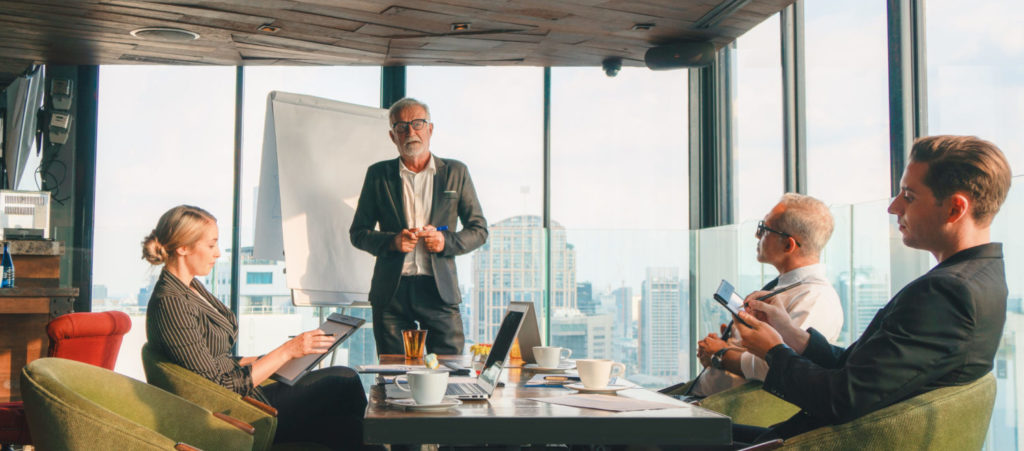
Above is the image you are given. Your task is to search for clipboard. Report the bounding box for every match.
[271,313,365,385]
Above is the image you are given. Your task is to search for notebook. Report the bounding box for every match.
[388,302,528,400]
[271,313,364,385]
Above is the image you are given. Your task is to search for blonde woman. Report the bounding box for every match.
[143,205,370,450]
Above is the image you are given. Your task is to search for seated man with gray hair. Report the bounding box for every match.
[689,193,844,397]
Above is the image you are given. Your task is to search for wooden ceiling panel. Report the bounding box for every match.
[0,0,795,89]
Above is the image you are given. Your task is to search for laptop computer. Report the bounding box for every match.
[510,301,542,364]
[389,302,528,400]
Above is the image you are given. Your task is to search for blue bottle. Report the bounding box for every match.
[1,242,14,288]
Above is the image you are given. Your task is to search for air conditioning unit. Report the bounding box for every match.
[0,190,50,240]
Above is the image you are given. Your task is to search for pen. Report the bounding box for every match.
[755,281,804,301]
[435,226,448,231]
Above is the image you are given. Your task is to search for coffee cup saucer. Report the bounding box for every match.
[565,382,630,394]
[386,397,463,411]
[523,361,576,372]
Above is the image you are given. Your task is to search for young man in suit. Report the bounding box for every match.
[350,98,488,355]
[735,135,1012,444]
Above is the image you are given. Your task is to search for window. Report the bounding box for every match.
[804,0,890,205]
[246,272,273,284]
[551,67,688,386]
[94,66,236,380]
[407,66,544,345]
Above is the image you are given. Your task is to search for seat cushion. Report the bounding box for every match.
[0,401,30,444]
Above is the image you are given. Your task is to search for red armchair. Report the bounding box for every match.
[0,311,131,450]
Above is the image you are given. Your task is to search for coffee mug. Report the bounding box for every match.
[575,359,625,389]
[532,346,572,368]
[394,370,449,405]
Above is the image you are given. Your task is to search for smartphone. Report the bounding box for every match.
[713,280,752,327]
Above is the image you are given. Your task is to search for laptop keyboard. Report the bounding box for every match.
[446,383,488,396]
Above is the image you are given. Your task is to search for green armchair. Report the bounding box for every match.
[778,373,996,450]
[141,343,330,451]
[20,357,254,451]
[699,381,800,428]
[141,343,279,451]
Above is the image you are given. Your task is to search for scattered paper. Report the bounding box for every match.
[530,394,682,412]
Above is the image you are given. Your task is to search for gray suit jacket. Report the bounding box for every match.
[349,155,488,307]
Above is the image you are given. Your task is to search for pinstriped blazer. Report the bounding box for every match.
[145,269,268,403]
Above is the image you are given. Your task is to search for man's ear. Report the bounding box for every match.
[947,193,970,223]
[389,130,398,144]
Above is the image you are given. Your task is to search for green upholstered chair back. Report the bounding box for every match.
[699,381,801,428]
[142,342,278,451]
[781,373,997,451]
[20,357,253,451]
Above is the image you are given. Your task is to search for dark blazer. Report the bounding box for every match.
[145,269,267,403]
[349,156,488,307]
[761,243,1007,438]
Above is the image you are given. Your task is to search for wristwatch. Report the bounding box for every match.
[710,348,730,369]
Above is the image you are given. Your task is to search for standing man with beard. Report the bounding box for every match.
[350,98,488,356]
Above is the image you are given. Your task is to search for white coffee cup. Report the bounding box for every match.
[575,359,625,389]
[394,370,449,405]
[533,346,572,368]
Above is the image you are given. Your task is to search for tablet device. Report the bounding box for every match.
[713,279,751,327]
[271,313,365,385]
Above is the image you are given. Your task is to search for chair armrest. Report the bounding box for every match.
[213,412,256,436]
[739,439,784,451]
[243,396,278,417]
[175,443,202,451]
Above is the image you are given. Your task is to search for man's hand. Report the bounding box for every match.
[733,312,785,359]
[393,229,419,253]
[697,333,728,368]
[743,291,792,328]
[419,225,445,253]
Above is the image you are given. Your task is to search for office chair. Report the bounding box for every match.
[20,357,254,450]
[698,381,801,428]
[0,311,132,450]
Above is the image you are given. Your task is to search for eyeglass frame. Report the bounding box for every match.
[391,118,431,134]
[756,220,802,247]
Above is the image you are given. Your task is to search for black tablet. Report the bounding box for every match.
[271,313,365,385]
[713,279,751,328]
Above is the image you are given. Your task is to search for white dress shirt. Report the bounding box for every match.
[693,263,844,397]
[399,154,435,276]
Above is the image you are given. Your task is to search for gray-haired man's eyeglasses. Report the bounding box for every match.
[392,119,430,134]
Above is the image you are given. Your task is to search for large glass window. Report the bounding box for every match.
[804,1,890,205]
[551,67,688,387]
[94,67,236,379]
[406,66,544,348]
[239,67,381,369]
[735,14,785,222]
[928,1,1024,446]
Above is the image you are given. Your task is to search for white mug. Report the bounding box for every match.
[533,346,572,368]
[575,359,625,389]
[394,370,449,405]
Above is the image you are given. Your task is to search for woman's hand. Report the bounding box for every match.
[282,329,335,359]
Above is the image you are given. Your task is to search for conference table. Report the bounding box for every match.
[363,355,732,448]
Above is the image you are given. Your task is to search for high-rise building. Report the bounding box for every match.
[471,215,576,342]
[577,282,596,315]
[639,267,682,379]
[613,286,633,339]
[551,309,614,359]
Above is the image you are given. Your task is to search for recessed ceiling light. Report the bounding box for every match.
[632,23,655,31]
[129,27,200,42]
[450,22,471,32]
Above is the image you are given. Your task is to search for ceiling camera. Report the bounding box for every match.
[602,57,622,77]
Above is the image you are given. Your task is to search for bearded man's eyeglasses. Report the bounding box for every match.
[392,119,430,133]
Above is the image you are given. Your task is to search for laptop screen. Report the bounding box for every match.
[477,308,526,389]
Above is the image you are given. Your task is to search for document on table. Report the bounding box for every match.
[529,394,682,412]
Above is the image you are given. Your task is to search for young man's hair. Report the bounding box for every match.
[909,135,1012,225]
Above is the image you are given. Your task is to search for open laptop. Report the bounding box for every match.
[389,302,528,400]
[510,301,542,364]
